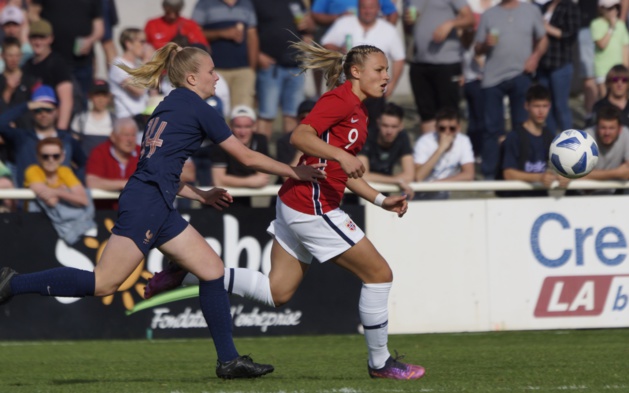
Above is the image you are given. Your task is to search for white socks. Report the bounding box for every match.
[182,268,276,307]
[359,282,392,369]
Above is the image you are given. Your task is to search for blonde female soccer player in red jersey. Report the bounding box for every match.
[146,42,425,380]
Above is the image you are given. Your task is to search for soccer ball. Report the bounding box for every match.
[549,129,599,179]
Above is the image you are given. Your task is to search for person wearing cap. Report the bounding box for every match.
[71,79,115,156]
[109,28,149,122]
[21,19,74,131]
[209,104,271,207]
[86,117,141,211]
[0,5,32,73]
[0,84,86,188]
[145,0,209,51]
[0,37,38,129]
[28,0,104,101]
[591,0,629,98]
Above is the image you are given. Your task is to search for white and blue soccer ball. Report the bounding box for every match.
[549,129,599,179]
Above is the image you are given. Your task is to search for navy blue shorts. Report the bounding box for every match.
[112,180,188,256]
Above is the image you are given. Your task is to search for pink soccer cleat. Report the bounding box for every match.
[368,354,426,380]
[144,263,187,299]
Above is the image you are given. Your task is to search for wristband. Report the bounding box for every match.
[374,193,386,207]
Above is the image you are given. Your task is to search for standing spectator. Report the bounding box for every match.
[210,105,271,207]
[311,0,398,97]
[21,19,74,130]
[591,64,629,127]
[404,0,474,134]
[145,0,209,51]
[461,0,499,159]
[321,0,405,99]
[537,0,580,134]
[109,28,149,126]
[24,137,95,245]
[86,118,140,211]
[0,85,86,187]
[192,0,258,109]
[100,0,119,70]
[357,102,415,198]
[29,0,103,102]
[498,84,567,197]
[252,0,313,139]
[579,0,600,123]
[0,5,32,72]
[71,79,115,156]
[591,0,629,99]
[413,107,475,199]
[474,0,548,179]
[0,37,37,129]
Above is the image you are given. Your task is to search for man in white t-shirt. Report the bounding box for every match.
[413,107,475,199]
[320,0,405,98]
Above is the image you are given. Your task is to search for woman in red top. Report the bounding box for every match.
[147,42,425,380]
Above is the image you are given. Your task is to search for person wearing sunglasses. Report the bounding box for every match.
[0,84,86,188]
[413,107,475,199]
[591,0,629,99]
[23,137,95,244]
[590,64,629,127]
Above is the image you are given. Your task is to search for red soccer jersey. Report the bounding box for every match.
[144,16,209,50]
[279,81,368,215]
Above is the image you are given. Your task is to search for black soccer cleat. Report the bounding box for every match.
[0,267,17,305]
[215,355,274,379]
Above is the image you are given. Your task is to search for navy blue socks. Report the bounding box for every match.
[199,277,239,362]
[10,267,95,297]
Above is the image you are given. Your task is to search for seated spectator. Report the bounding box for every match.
[85,117,140,210]
[0,85,86,188]
[71,79,115,156]
[0,36,37,129]
[590,64,629,127]
[0,5,32,72]
[210,105,271,207]
[276,99,315,167]
[413,107,475,199]
[0,158,15,212]
[145,0,209,51]
[591,0,629,99]
[21,19,74,130]
[357,102,415,198]
[109,28,148,125]
[498,84,568,197]
[24,137,96,244]
[582,105,629,191]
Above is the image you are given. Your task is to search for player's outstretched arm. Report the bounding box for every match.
[177,182,233,211]
[346,177,408,218]
[219,134,327,181]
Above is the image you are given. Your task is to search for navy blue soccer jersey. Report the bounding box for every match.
[131,88,232,208]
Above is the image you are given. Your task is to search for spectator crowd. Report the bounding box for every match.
[1,0,629,223]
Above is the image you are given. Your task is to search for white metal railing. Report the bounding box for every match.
[0,180,628,199]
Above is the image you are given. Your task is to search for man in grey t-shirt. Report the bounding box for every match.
[403,0,473,133]
[474,0,547,179]
[585,105,629,181]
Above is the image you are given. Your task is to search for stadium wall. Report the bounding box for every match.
[1,196,627,340]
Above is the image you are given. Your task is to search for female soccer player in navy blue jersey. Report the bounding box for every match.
[145,42,426,380]
[0,43,326,379]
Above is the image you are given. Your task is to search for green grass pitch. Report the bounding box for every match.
[0,329,627,393]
